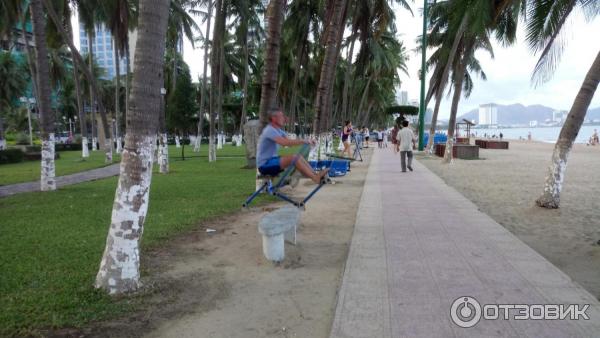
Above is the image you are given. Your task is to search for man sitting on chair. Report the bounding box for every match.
[257,108,329,184]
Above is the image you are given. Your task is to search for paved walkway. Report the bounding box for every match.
[330,149,600,337]
[0,163,120,198]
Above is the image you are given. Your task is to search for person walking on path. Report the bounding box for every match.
[363,126,370,148]
[341,120,353,158]
[376,129,384,148]
[391,124,400,154]
[396,120,416,172]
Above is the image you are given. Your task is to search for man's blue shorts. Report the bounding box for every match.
[258,156,283,176]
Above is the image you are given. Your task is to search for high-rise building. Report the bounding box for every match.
[0,18,34,52]
[79,23,127,80]
[479,103,498,126]
[396,90,408,106]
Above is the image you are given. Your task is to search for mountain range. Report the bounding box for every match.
[456,104,600,125]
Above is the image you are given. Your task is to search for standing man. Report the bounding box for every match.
[396,120,416,172]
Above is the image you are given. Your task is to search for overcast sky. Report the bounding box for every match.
[392,3,600,119]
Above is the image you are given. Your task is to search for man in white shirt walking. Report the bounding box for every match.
[396,120,416,172]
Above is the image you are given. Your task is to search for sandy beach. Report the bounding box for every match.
[417,140,600,299]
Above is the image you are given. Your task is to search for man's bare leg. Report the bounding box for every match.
[280,155,329,184]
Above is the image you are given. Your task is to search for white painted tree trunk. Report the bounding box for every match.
[243,119,260,168]
[0,139,5,150]
[159,133,169,173]
[105,139,113,163]
[318,134,327,160]
[40,133,56,191]
[209,136,216,162]
[442,138,454,163]
[217,133,223,149]
[193,134,202,152]
[175,135,181,148]
[325,134,333,154]
[93,137,98,151]
[82,136,90,158]
[95,135,155,294]
[116,137,122,154]
[537,147,570,208]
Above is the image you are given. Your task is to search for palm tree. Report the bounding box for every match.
[312,0,348,136]
[194,0,213,152]
[530,0,600,208]
[103,0,135,154]
[95,0,171,295]
[43,0,114,162]
[29,0,56,191]
[0,52,29,149]
[63,2,90,158]
[436,0,521,163]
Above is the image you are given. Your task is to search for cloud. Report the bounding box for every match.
[394,4,600,118]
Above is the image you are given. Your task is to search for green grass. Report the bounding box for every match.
[0,145,285,335]
[0,150,121,186]
[0,143,258,186]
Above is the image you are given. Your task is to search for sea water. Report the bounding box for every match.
[469,126,600,144]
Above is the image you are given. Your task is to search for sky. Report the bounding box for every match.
[74,3,600,120]
[392,3,600,119]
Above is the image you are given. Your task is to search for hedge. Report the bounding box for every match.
[0,149,25,164]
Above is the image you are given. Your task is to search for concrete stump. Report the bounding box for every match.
[258,206,301,262]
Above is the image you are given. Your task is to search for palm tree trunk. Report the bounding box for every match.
[158,85,169,173]
[18,5,40,108]
[95,0,170,295]
[87,33,97,150]
[125,38,130,130]
[239,19,249,136]
[30,0,55,191]
[258,0,286,126]
[442,57,467,163]
[195,0,212,152]
[341,34,355,121]
[114,41,122,153]
[209,0,224,162]
[426,95,442,153]
[67,16,89,158]
[313,0,347,135]
[536,50,600,208]
[41,0,113,161]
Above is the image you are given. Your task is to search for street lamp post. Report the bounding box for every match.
[418,0,433,151]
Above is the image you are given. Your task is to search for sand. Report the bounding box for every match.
[417,140,600,299]
[75,149,372,338]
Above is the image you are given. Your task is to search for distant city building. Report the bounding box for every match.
[79,22,128,80]
[530,120,538,127]
[399,91,408,105]
[552,110,568,123]
[0,17,34,52]
[479,103,498,126]
[409,100,419,107]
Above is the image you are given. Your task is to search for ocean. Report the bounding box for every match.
[469,126,600,144]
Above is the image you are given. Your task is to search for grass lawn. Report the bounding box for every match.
[0,150,121,186]
[0,144,291,336]
[0,143,255,187]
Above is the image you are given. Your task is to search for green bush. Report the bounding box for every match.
[15,133,29,145]
[0,148,25,164]
[25,145,41,152]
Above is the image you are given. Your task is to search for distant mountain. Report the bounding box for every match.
[457,104,600,125]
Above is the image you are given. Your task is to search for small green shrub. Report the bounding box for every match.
[15,133,29,145]
[0,148,25,164]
